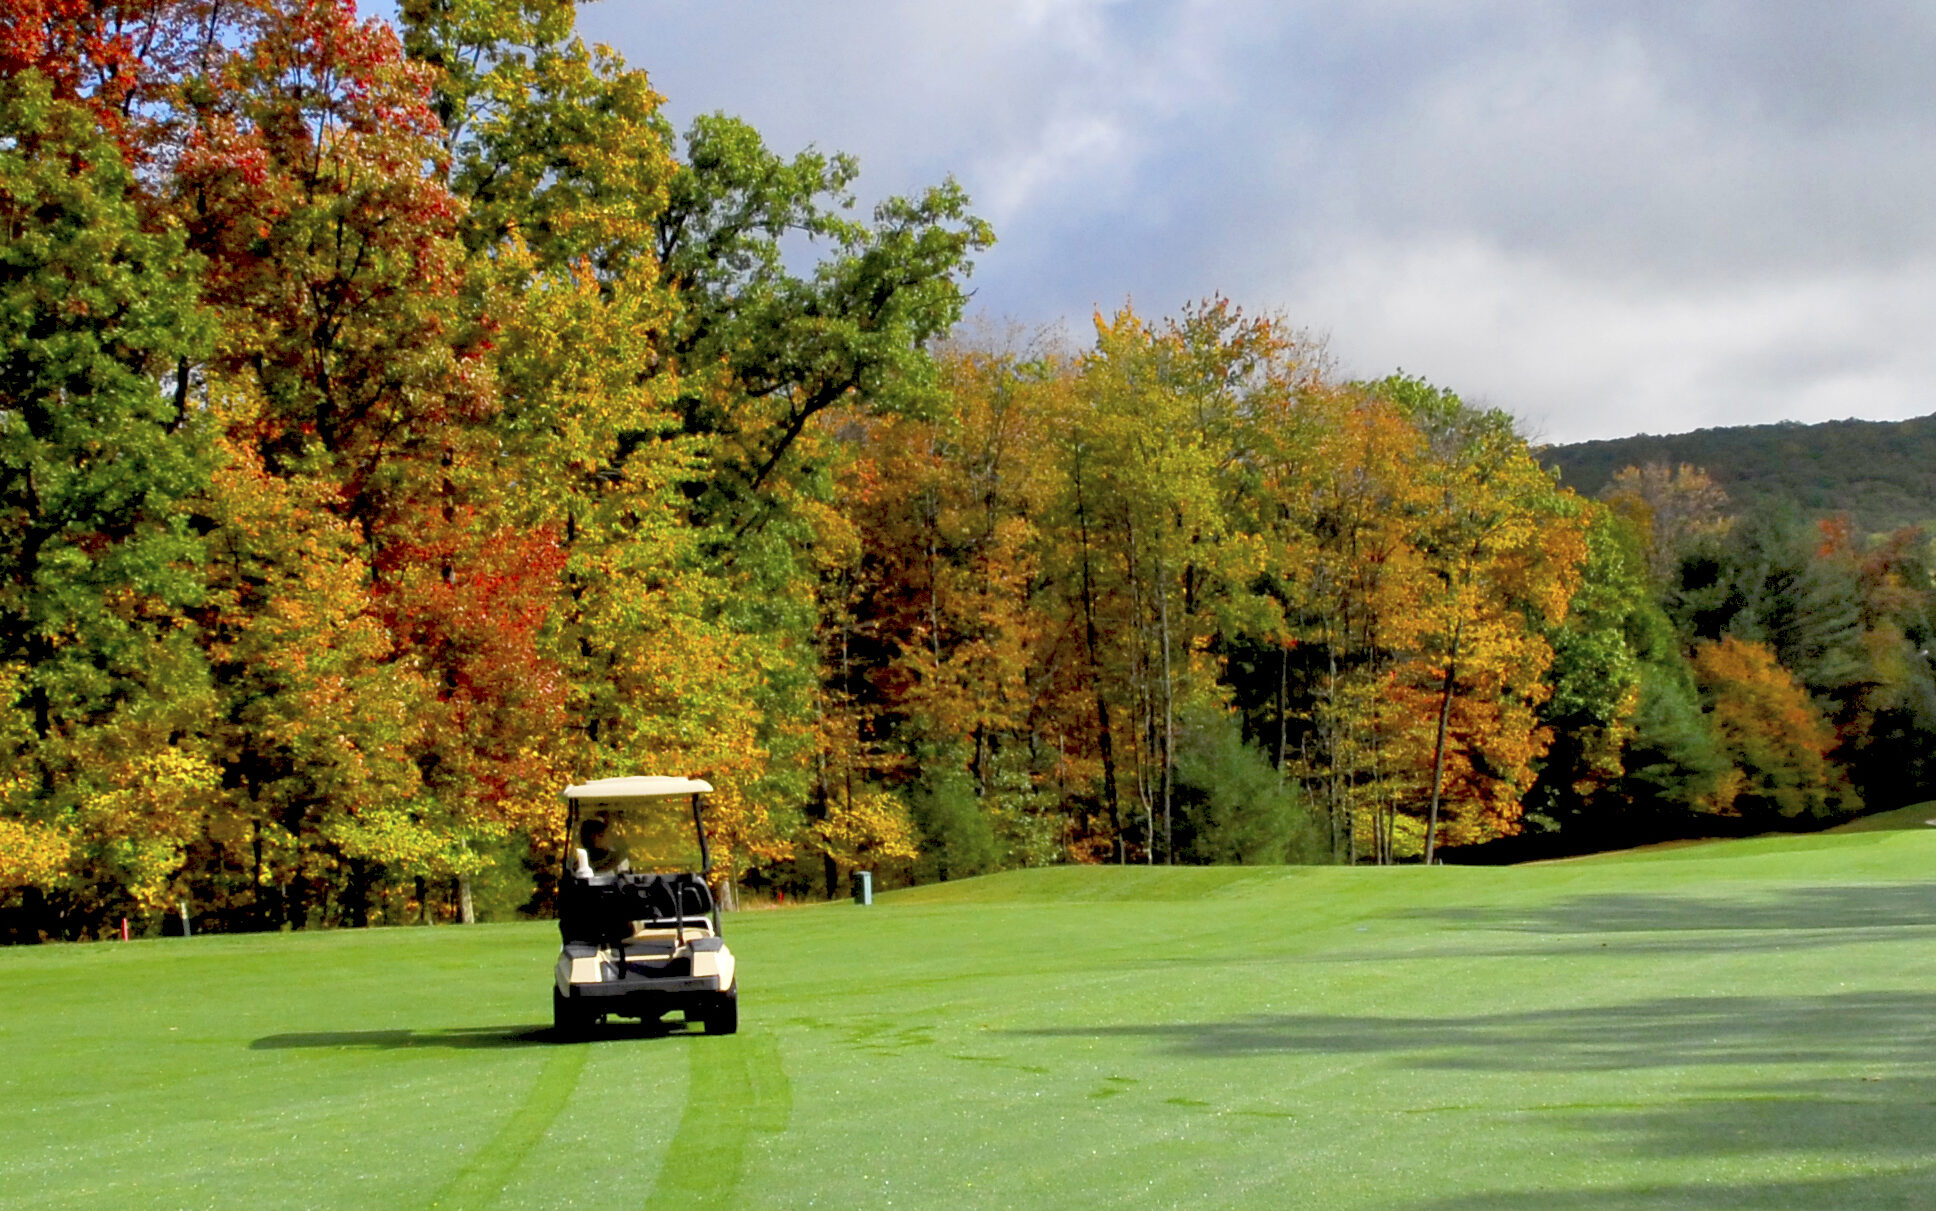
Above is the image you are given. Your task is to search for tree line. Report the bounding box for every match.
[4,0,1931,940]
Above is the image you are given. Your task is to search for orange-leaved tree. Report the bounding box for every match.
[1692,635,1858,822]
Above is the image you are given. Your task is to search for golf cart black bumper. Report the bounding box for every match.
[573,975,725,997]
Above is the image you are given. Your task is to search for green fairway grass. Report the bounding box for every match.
[1825,801,1936,834]
[9,826,1936,1209]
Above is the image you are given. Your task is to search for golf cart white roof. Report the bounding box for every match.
[565,776,714,804]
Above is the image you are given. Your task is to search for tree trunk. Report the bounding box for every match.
[458,875,476,924]
[1370,714,1385,866]
[1424,614,1465,865]
[924,475,942,666]
[344,859,370,928]
[1072,453,1122,861]
[1276,643,1288,778]
[251,819,266,930]
[1325,625,1341,860]
[1125,520,1153,866]
[1157,557,1174,865]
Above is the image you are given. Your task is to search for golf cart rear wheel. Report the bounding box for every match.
[703,984,738,1035]
[553,987,591,1039]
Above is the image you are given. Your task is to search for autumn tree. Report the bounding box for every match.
[1602,462,1733,583]
[1355,377,1586,859]
[161,0,547,925]
[0,0,216,157]
[1693,636,1858,822]
[1526,502,1735,849]
[195,386,430,928]
[399,0,997,892]
[1244,380,1431,862]
[837,345,1074,874]
[1834,524,1936,806]
[21,0,1906,920]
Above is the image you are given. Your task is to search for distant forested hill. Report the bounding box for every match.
[1542,414,1936,534]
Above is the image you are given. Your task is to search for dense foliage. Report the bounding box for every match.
[4,0,1932,938]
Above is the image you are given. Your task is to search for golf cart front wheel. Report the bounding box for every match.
[703,984,738,1035]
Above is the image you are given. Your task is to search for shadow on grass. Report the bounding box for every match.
[1349,883,1936,959]
[251,1019,706,1050]
[1029,991,1936,1206]
[1557,1075,1936,1160]
[1413,1167,1936,1210]
[1022,990,1936,1071]
[1410,883,1936,935]
[1339,926,1936,962]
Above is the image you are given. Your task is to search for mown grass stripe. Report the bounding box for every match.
[425,1044,588,1210]
[647,1033,791,1209]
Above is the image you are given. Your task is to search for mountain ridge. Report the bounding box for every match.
[1541,412,1936,533]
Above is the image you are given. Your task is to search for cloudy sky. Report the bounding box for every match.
[562,0,1936,443]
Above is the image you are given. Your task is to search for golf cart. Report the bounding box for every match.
[552,776,738,1037]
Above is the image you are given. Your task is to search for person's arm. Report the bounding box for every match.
[571,847,593,879]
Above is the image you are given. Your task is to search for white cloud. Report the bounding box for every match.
[1284,237,1936,442]
[565,1,1936,440]
[979,114,1132,222]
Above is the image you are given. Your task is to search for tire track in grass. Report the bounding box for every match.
[426,1043,588,1210]
[648,1033,791,1209]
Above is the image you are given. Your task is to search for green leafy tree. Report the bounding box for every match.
[648,112,993,877]
[1523,506,1642,841]
[657,112,994,526]
[0,73,215,935]
[400,0,675,272]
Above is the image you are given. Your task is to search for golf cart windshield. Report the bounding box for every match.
[559,776,720,945]
[563,776,714,876]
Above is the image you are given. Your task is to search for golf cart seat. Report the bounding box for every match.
[559,871,715,946]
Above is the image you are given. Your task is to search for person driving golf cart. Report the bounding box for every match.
[571,815,629,878]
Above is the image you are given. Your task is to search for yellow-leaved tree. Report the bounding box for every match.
[1371,377,1589,859]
